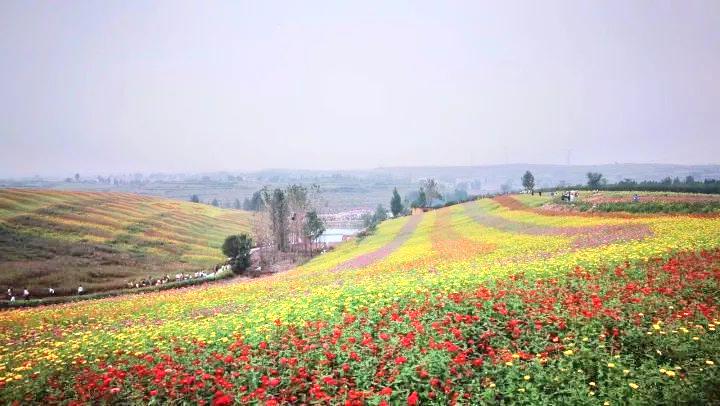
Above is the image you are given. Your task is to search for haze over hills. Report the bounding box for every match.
[2,163,719,213]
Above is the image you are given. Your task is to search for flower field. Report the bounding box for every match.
[2,195,720,404]
[0,189,251,295]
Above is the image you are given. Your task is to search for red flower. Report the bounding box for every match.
[394,356,407,365]
[212,391,233,406]
[407,391,419,405]
[380,387,393,396]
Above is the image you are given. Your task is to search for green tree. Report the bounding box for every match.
[303,210,325,252]
[233,198,241,210]
[421,179,442,204]
[190,194,200,203]
[222,233,253,273]
[390,188,403,217]
[587,172,605,188]
[685,175,695,184]
[211,198,220,207]
[243,191,264,211]
[263,188,289,251]
[373,204,388,223]
[413,189,428,208]
[521,171,535,191]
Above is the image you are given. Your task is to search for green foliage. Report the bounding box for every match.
[577,201,720,214]
[361,205,389,233]
[221,233,253,273]
[587,172,605,188]
[303,210,325,242]
[522,170,535,191]
[390,188,403,217]
[190,194,200,203]
[243,191,265,211]
[412,190,427,208]
[421,179,442,204]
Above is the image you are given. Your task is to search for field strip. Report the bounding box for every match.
[331,213,424,272]
[431,207,496,261]
[463,200,653,249]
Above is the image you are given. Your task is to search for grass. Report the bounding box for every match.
[0,189,250,296]
[576,201,720,214]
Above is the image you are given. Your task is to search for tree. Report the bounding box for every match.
[452,188,468,202]
[211,198,220,207]
[685,175,695,184]
[500,181,513,194]
[521,171,535,192]
[373,204,388,223]
[586,172,605,188]
[420,179,442,204]
[222,233,253,273]
[243,191,265,211]
[303,210,325,252]
[390,188,403,217]
[361,212,376,230]
[412,189,427,208]
[74,173,80,182]
[263,188,289,251]
[286,184,310,251]
[233,198,241,210]
[190,194,200,203]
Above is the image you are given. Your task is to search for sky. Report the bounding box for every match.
[1,1,719,177]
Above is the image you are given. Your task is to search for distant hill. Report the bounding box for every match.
[1,164,718,215]
[372,163,720,192]
[0,189,251,296]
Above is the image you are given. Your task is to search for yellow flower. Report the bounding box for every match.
[563,350,574,356]
[629,383,639,390]
[607,363,615,368]
[706,360,715,366]
[523,375,531,381]
[666,370,676,377]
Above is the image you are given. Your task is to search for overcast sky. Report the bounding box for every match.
[1,1,719,177]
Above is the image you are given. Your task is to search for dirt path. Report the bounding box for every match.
[331,214,424,272]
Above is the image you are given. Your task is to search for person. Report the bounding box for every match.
[10,296,15,303]
[23,288,30,300]
[538,191,542,197]
[48,287,55,295]
[7,287,12,298]
[77,286,84,295]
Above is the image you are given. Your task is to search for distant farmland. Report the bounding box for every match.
[0,189,251,296]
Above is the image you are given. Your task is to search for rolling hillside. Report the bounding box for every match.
[2,194,720,403]
[0,189,251,295]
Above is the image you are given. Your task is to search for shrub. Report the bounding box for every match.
[222,234,253,273]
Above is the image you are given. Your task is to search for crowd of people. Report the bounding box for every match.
[7,286,61,302]
[125,264,231,290]
[5,264,232,303]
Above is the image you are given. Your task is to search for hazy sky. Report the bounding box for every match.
[1,1,719,177]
